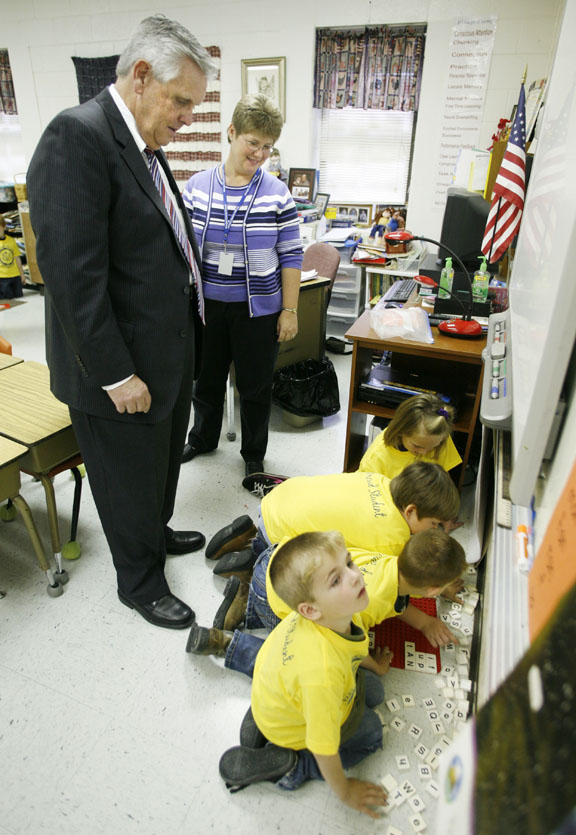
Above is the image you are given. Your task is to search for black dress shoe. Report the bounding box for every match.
[118,591,194,629]
[244,460,264,478]
[205,515,256,560]
[165,530,206,555]
[182,443,202,463]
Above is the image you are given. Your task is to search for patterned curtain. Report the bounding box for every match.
[314,25,426,111]
[0,50,17,115]
[72,55,119,103]
[71,47,222,185]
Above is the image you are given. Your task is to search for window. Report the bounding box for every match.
[318,107,414,204]
[314,25,425,206]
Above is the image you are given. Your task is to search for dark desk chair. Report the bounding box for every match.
[302,242,341,305]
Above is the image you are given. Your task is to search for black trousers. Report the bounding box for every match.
[187,299,279,462]
[69,346,195,603]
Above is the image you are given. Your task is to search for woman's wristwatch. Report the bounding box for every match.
[282,307,298,313]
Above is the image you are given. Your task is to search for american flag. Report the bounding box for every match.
[482,84,526,262]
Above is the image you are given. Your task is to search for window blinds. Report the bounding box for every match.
[318,107,414,205]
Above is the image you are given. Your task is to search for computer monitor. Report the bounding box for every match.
[438,187,492,270]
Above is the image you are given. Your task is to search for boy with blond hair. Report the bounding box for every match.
[218,529,466,815]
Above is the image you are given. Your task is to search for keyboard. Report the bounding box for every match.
[383,278,417,304]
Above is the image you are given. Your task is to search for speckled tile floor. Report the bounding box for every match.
[0,290,478,834]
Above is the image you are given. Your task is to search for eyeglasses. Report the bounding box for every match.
[241,135,274,155]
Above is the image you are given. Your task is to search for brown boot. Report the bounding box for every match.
[205,515,257,560]
[213,577,250,631]
[185,623,233,657]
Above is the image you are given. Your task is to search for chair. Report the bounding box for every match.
[302,242,341,306]
[0,335,12,355]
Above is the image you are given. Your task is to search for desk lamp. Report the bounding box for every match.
[384,230,483,338]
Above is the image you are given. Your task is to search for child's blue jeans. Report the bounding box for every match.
[278,670,385,790]
[224,535,277,676]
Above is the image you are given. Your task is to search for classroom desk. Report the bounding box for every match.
[0,360,83,582]
[343,309,486,490]
[0,435,63,596]
[0,353,24,370]
[277,276,330,367]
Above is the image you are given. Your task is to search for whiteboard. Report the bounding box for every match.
[509,0,576,506]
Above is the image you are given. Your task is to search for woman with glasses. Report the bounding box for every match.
[181,94,303,482]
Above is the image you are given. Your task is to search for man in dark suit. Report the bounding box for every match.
[27,16,216,629]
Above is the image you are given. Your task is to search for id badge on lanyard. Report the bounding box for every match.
[219,166,256,276]
[218,251,234,276]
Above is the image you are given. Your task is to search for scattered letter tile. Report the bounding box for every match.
[396,754,411,771]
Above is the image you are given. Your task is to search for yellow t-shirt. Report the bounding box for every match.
[251,611,369,755]
[358,427,462,478]
[261,471,410,554]
[0,235,21,280]
[351,547,405,629]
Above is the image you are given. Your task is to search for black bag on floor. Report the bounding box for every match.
[272,358,340,417]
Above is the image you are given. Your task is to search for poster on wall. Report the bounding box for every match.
[432,18,497,209]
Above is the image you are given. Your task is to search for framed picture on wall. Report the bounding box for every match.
[288,168,316,203]
[315,192,330,216]
[241,57,286,119]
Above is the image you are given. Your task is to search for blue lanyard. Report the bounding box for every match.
[221,165,258,249]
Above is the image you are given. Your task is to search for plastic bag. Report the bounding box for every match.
[370,301,434,344]
[272,358,340,417]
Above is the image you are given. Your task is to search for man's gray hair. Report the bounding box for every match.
[116,14,218,82]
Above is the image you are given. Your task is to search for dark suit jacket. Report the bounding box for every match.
[28,87,202,423]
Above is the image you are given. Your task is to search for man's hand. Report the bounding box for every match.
[276,310,298,342]
[421,615,458,648]
[106,375,151,414]
[341,777,388,818]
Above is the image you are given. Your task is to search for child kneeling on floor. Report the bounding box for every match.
[219,530,392,818]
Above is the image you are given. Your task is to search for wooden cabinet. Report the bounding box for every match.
[343,310,486,490]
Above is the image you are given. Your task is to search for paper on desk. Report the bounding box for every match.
[301,269,318,282]
[319,227,355,243]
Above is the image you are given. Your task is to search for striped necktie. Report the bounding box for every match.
[144,148,204,322]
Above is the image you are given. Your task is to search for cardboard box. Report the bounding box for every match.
[19,205,43,285]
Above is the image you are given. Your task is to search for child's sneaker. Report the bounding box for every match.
[242,472,288,497]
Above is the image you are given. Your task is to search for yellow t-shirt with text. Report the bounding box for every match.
[261,471,410,555]
[251,611,369,755]
[0,235,21,280]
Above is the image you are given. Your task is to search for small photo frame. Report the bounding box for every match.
[333,204,373,226]
[241,57,286,119]
[288,168,316,203]
[315,192,330,216]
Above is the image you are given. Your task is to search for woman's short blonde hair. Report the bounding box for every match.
[229,94,284,143]
[269,531,345,612]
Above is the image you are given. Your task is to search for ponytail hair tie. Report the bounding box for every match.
[437,408,449,418]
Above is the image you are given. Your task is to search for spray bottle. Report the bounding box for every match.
[473,255,489,303]
[438,257,454,299]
